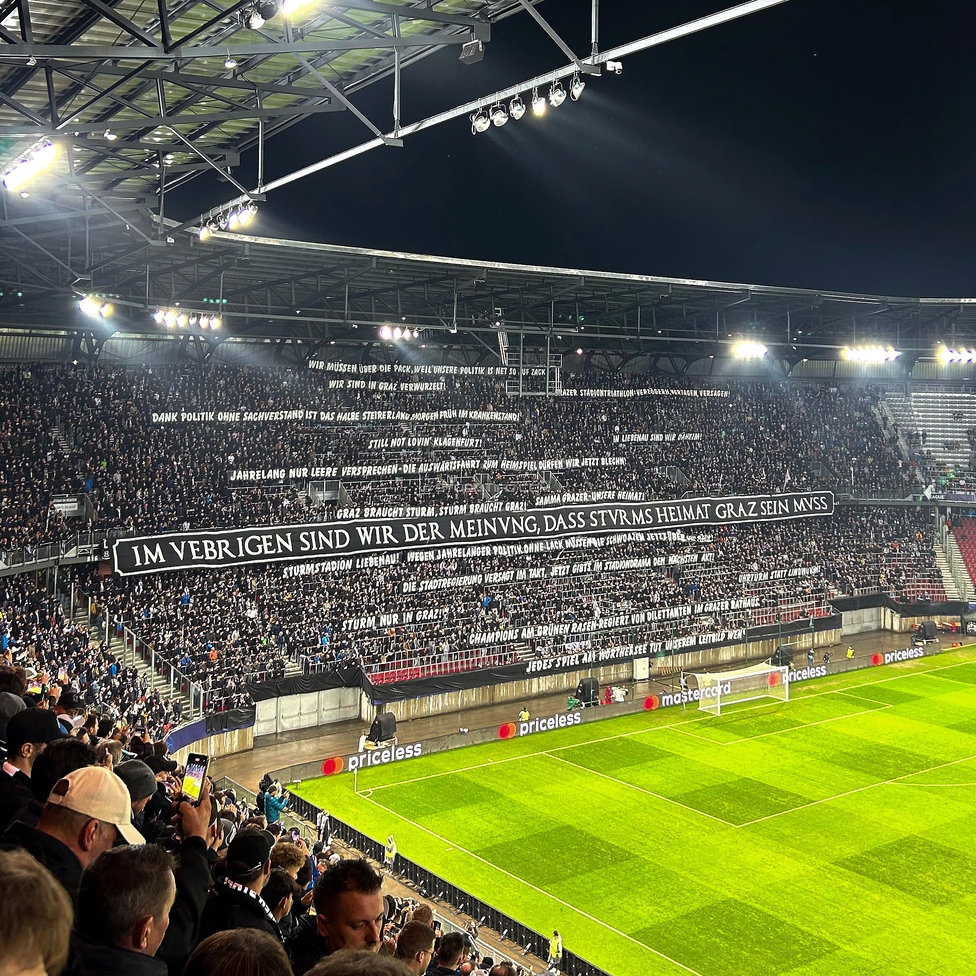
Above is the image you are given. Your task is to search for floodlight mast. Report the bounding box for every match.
[186,0,791,229]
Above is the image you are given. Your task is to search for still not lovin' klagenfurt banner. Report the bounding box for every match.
[111,490,834,576]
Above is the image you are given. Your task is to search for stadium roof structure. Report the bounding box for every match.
[5,227,976,377]
[0,0,975,377]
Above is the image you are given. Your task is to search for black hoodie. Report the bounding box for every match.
[286,913,332,976]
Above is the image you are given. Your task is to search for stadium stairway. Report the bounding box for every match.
[950,518,976,599]
[934,548,963,600]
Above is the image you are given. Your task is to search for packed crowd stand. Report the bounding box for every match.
[0,363,946,728]
[0,693,510,976]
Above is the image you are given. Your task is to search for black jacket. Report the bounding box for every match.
[157,836,213,976]
[199,880,282,944]
[287,913,332,976]
[0,766,31,834]
[1,819,82,899]
[71,932,168,976]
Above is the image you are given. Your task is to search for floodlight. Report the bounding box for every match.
[531,88,546,116]
[104,129,118,141]
[3,141,57,192]
[152,310,165,325]
[210,316,221,329]
[189,313,199,326]
[606,60,623,74]
[78,297,99,316]
[224,55,238,69]
[198,224,211,242]
[570,74,585,100]
[490,103,508,127]
[509,96,526,121]
[281,0,309,13]
[99,303,113,318]
[731,340,767,359]
[176,312,187,328]
[392,326,402,340]
[937,344,975,364]
[379,325,392,340]
[227,210,240,230]
[163,311,176,328]
[470,109,490,134]
[840,345,900,363]
[238,202,257,226]
[548,81,566,107]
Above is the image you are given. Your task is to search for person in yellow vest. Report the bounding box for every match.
[846,645,855,660]
[384,833,397,874]
[518,706,529,722]
[548,930,562,969]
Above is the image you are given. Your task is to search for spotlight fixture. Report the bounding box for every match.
[154,307,222,330]
[204,202,258,235]
[2,141,57,192]
[379,325,392,340]
[103,129,118,141]
[937,344,976,364]
[224,54,238,70]
[392,326,402,340]
[459,38,485,65]
[240,0,279,28]
[490,103,508,127]
[198,224,211,242]
[531,88,546,116]
[840,345,900,363]
[548,80,566,107]
[470,108,490,134]
[570,74,585,100]
[509,96,526,121]
[606,60,623,74]
[731,340,768,359]
[227,210,240,230]
[281,0,311,13]
[78,296,113,318]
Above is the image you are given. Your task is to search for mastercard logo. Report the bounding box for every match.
[871,653,884,666]
[644,696,660,711]
[321,756,345,775]
[498,723,517,739]
[767,672,782,687]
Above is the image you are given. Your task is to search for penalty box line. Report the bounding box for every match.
[360,655,976,796]
[355,788,707,976]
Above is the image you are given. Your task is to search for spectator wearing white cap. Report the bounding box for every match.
[0,765,142,900]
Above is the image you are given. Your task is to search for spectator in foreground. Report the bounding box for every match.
[287,858,385,975]
[73,844,177,976]
[263,867,303,928]
[1,765,142,899]
[392,921,435,976]
[0,707,65,832]
[183,930,294,976]
[0,849,73,976]
[5,736,95,831]
[199,828,280,942]
[427,932,468,976]
[306,949,412,976]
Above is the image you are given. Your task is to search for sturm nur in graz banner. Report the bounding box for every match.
[111,490,834,576]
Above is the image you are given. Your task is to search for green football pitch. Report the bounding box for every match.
[292,648,976,976]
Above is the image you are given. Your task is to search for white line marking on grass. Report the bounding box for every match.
[738,751,976,827]
[356,790,706,976]
[364,655,976,795]
[543,751,737,828]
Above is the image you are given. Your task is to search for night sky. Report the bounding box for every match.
[172,1,976,298]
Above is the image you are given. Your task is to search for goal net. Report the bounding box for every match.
[684,662,790,716]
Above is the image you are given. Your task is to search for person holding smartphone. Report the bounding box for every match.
[263,783,288,824]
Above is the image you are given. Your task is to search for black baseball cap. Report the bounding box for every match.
[6,707,65,754]
[226,828,275,879]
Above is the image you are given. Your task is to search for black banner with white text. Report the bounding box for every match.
[111,490,834,576]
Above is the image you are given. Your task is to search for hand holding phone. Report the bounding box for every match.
[182,753,211,806]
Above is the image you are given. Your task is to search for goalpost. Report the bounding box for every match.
[684,662,790,716]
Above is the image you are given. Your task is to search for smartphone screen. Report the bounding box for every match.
[183,753,210,805]
[290,827,301,842]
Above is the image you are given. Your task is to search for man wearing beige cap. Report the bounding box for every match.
[1,764,142,900]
